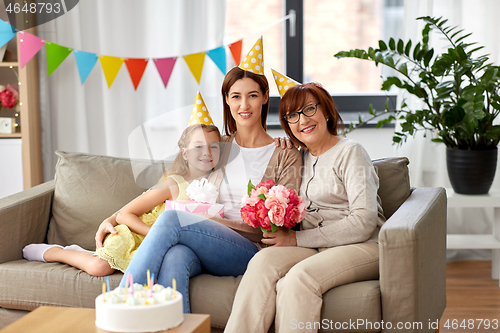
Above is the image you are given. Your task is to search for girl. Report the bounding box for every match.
[22,123,222,277]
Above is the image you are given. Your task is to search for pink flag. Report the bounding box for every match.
[153,57,176,88]
[18,31,46,68]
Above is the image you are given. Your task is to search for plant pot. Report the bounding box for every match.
[446,147,498,194]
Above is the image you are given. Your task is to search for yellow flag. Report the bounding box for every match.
[183,52,206,84]
[99,55,124,88]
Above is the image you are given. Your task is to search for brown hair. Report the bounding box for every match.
[221,67,270,135]
[279,82,344,148]
[167,124,221,177]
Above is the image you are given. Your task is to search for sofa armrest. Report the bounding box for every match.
[379,187,447,332]
[0,180,55,264]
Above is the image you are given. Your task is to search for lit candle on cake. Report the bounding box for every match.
[102,282,106,302]
[147,269,151,289]
[173,278,177,299]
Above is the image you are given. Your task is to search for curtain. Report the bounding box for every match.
[400,0,500,261]
[37,0,226,181]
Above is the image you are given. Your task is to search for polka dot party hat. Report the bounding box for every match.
[238,36,264,75]
[189,92,214,126]
[272,68,300,97]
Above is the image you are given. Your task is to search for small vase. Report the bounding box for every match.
[446,147,498,194]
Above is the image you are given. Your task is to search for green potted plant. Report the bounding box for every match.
[335,16,500,194]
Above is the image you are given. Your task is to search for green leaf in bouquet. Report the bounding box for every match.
[258,193,267,200]
[271,223,278,233]
[247,180,255,196]
[260,226,269,234]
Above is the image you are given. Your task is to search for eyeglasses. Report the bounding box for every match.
[283,103,320,124]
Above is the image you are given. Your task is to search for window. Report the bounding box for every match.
[225,0,403,129]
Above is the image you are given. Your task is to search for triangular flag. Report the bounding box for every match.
[46,41,73,76]
[207,46,226,74]
[99,55,124,88]
[125,58,149,90]
[0,19,16,49]
[73,50,98,84]
[229,40,243,67]
[18,31,45,68]
[153,57,176,88]
[183,52,205,84]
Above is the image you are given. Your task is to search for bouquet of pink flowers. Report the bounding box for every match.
[240,180,306,233]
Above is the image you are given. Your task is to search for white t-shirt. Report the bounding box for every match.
[218,139,276,220]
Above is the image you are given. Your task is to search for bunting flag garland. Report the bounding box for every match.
[18,31,45,68]
[0,20,16,49]
[99,55,124,88]
[73,50,98,84]
[183,52,206,85]
[229,40,243,67]
[206,46,226,74]
[125,58,149,90]
[153,57,176,88]
[46,42,73,76]
[0,11,293,89]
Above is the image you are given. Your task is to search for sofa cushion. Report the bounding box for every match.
[46,151,148,251]
[190,274,381,332]
[372,157,411,219]
[0,260,123,310]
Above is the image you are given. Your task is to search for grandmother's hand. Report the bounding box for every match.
[95,215,118,249]
[261,228,297,247]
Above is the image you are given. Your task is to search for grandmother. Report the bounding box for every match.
[224,82,386,333]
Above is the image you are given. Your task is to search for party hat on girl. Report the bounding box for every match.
[272,68,300,97]
[189,92,214,126]
[238,36,264,75]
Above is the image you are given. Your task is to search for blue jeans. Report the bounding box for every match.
[120,210,259,313]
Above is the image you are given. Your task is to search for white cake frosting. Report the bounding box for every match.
[95,284,183,332]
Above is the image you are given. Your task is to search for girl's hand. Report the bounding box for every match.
[274,137,296,149]
[261,228,297,247]
[95,215,118,249]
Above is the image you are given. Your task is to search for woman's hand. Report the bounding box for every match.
[274,137,296,149]
[95,215,118,249]
[261,228,297,247]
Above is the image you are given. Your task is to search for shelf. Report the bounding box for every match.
[0,133,21,138]
[447,235,500,249]
[0,62,18,68]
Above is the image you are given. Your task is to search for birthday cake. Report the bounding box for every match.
[95,283,183,332]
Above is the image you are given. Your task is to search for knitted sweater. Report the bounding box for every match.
[295,137,385,250]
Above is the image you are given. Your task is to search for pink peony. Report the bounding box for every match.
[265,197,287,226]
[260,216,272,231]
[258,180,275,190]
[255,200,269,224]
[268,185,290,204]
[284,204,301,228]
[241,205,259,228]
[288,189,300,206]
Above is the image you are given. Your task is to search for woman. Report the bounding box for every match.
[95,67,302,313]
[224,82,386,333]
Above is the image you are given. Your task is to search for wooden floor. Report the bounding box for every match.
[440,261,500,332]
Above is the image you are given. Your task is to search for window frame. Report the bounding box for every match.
[267,0,396,130]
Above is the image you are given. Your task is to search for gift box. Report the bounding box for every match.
[165,200,224,218]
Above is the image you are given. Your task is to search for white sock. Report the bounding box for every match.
[64,244,93,253]
[22,244,63,262]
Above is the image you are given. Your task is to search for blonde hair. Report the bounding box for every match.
[166,124,221,178]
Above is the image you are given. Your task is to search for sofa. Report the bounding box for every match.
[0,150,447,332]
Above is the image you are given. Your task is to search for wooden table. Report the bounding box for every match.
[0,306,210,333]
